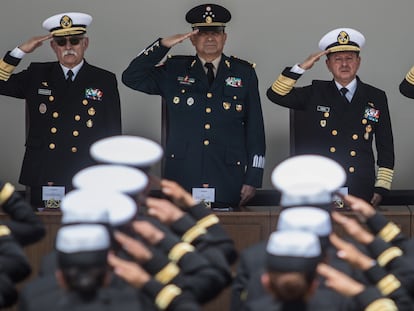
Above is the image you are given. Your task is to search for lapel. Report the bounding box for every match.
[347,76,368,117]
[212,54,230,90]
[187,56,210,87]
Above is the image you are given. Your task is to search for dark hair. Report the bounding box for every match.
[61,265,107,301]
[268,271,314,302]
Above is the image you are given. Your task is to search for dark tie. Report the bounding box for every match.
[204,62,215,86]
[66,70,74,82]
[340,87,349,101]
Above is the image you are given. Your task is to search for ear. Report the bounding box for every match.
[55,269,67,289]
[260,272,272,293]
[83,37,89,50]
[307,278,319,298]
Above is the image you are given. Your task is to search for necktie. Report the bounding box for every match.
[340,87,349,102]
[66,70,74,82]
[205,62,215,86]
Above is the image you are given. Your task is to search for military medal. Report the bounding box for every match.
[320,120,326,127]
[225,77,242,87]
[88,107,96,116]
[223,102,231,110]
[236,104,242,112]
[364,124,372,140]
[86,119,93,128]
[364,107,380,122]
[39,103,47,114]
[187,97,194,106]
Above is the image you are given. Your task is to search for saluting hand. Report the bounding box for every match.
[18,34,53,53]
[161,29,199,48]
[299,50,329,70]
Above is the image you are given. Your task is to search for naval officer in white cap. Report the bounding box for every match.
[0,12,122,208]
[266,27,394,208]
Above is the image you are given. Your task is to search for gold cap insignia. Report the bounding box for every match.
[337,31,350,45]
[60,15,73,29]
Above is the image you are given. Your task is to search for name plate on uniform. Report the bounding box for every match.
[192,187,215,204]
[42,186,65,209]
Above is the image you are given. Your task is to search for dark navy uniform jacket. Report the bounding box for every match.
[122,39,266,206]
[0,52,122,188]
[267,68,394,202]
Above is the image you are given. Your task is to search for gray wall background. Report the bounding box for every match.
[1,0,414,191]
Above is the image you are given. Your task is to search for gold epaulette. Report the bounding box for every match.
[155,262,180,284]
[378,222,401,243]
[182,225,207,244]
[196,214,220,230]
[155,284,182,310]
[374,168,393,190]
[230,56,256,68]
[377,274,401,296]
[0,59,16,81]
[405,65,414,85]
[271,74,297,96]
[0,182,15,205]
[0,225,11,237]
[377,247,403,267]
[168,242,195,263]
[365,298,397,311]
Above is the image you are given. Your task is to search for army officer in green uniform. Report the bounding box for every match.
[122,4,266,208]
[0,12,122,207]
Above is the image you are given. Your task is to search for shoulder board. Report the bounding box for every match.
[230,56,256,68]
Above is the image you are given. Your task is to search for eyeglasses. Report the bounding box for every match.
[53,36,84,47]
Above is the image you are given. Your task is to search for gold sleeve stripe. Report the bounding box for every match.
[405,65,414,85]
[377,247,403,267]
[168,242,195,263]
[155,262,180,284]
[377,274,401,296]
[271,74,297,96]
[0,182,15,205]
[155,284,182,310]
[182,225,207,244]
[0,59,16,81]
[378,222,401,243]
[365,298,397,311]
[374,167,394,190]
[197,214,220,230]
[0,225,11,237]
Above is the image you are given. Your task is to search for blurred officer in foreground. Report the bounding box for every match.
[266,27,394,207]
[0,180,45,246]
[399,64,414,98]
[0,12,122,208]
[244,230,322,310]
[19,224,143,311]
[231,155,350,310]
[0,223,31,308]
[122,3,266,209]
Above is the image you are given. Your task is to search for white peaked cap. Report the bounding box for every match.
[90,135,163,168]
[277,207,332,237]
[271,155,346,206]
[72,164,148,195]
[318,27,365,53]
[56,224,110,253]
[61,189,135,224]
